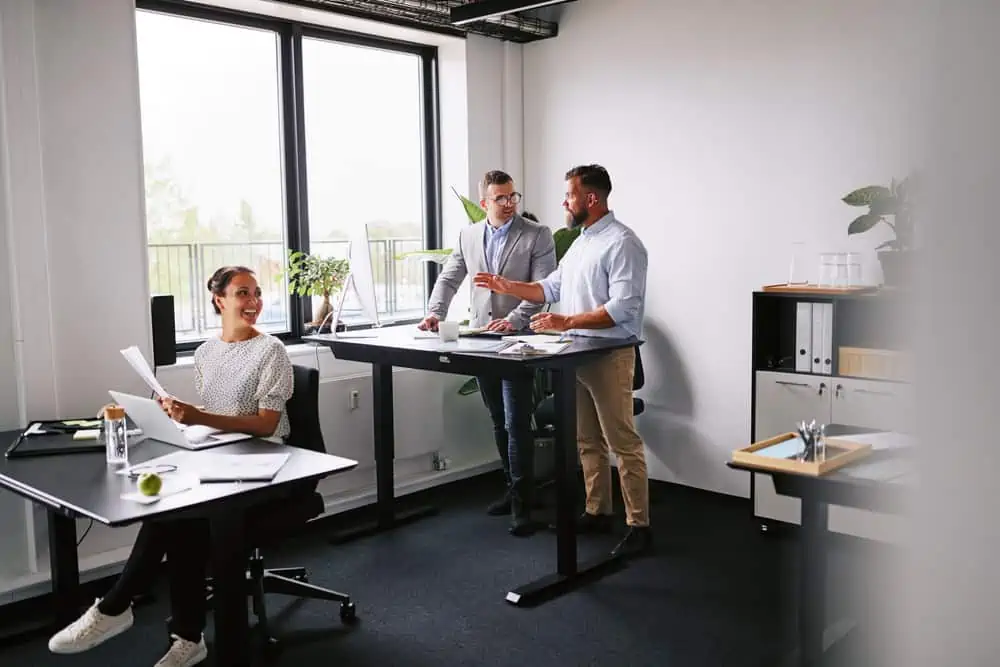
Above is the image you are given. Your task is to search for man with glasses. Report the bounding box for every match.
[420,170,556,536]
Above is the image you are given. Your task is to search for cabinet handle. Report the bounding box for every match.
[853,388,895,397]
[835,383,843,398]
[818,382,827,396]
[775,380,811,388]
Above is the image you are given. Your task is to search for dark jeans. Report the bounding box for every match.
[97,487,315,642]
[477,375,535,515]
[99,517,210,642]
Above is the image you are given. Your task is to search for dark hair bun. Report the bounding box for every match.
[207,265,255,315]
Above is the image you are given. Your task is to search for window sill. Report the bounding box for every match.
[165,316,422,369]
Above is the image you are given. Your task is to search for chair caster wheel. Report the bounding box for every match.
[340,601,357,623]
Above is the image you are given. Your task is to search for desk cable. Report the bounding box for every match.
[77,519,94,547]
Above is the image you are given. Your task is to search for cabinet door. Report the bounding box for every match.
[828,377,911,543]
[754,372,832,440]
[831,378,911,432]
[753,372,833,524]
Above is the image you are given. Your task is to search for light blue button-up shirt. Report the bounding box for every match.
[483,216,513,273]
[538,211,647,339]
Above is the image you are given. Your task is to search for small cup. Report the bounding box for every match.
[438,321,459,342]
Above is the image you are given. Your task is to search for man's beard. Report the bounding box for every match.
[566,207,587,228]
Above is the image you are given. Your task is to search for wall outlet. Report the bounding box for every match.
[431,451,450,471]
[349,390,360,410]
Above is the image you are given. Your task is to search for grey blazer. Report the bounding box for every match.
[427,215,556,329]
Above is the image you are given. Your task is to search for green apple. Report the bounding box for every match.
[137,472,162,497]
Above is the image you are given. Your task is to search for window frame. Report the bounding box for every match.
[137,0,441,353]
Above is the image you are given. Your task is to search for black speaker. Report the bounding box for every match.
[150,294,176,367]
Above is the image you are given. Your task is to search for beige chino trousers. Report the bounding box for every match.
[575,346,649,526]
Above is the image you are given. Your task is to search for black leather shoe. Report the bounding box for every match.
[575,512,613,534]
[508,516,537,537]
[610,526,653,559]
[486,493,512,516]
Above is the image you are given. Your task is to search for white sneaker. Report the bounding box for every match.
[153,633,208,667]
[48,598,134,654]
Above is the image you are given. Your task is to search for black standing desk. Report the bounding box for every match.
[306,325,641,606]
[0,433,357,666]
[728,425,914,666]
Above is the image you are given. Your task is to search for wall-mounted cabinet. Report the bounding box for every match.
[750,290,912,542]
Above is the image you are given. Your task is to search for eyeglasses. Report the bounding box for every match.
[487,193,522,206]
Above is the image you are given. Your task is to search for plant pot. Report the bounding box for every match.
[877,250,913,287]
[311,294,333,328]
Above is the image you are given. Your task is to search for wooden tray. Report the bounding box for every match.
[732,432,873,476]
[761,283,879,295]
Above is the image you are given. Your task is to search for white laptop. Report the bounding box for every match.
[108,391,254,450]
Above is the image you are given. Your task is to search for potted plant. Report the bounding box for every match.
[842,174,916,286]
[285,249,350,331]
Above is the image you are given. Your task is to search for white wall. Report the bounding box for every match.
[2,0,152,421]
[522,0,926,496]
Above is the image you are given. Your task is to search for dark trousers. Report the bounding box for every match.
[477,375,535,515]
[98,518,210,642]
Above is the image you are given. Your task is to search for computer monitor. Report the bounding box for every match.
[327,223,381,337]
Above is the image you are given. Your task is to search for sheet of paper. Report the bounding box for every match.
[121,474,199,504]
[412,330,439,339]
[498,341,571,356]
[120,346,169,398]
[754,437,805,460]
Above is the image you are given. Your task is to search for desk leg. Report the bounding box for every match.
[799,494,829,666]
[210,512,251,667]
[506,368,625,607]
[48,510,80,628]
[329,362,438,544]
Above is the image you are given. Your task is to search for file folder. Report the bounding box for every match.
[811,302,824,374]
[795,302,813,372]
[819,302,833,374]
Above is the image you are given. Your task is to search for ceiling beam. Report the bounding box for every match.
[450,0,573,27]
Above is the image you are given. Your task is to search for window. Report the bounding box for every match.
[302,39,427,322]
[135,2,439,348]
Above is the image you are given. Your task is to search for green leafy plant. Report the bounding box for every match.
[843,174,915,251]
[285,250,350,326]
[553,226,580,262]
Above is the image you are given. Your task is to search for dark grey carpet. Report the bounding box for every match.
[0,473,894,666]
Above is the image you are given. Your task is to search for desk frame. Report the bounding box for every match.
[729,444,910,667]
[0,439,354,666]
[308,333,636,606]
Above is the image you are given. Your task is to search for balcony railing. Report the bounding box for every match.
[148,238,426,341]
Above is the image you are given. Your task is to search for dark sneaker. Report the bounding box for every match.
[610,526,653,559]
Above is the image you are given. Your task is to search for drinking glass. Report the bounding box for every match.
[818,253,838,287]
[847,252,864,287]
[834,252,849,288]
[787,241,808,285]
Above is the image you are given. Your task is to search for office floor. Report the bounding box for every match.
[0,473,898,666]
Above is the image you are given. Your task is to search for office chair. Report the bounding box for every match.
[533,345,645,485]
[178,365,356,652]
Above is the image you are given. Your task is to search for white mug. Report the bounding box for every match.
[438,321,459,342]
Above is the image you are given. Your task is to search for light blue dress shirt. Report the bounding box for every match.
[538,212,647,339]
[483,217,513,273]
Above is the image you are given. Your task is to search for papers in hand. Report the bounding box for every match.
[120,346,168,398]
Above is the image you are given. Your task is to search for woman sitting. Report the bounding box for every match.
[48,266,293,667]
